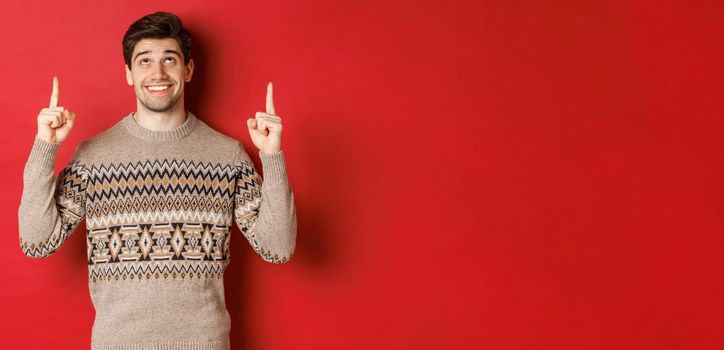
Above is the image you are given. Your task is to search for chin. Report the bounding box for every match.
[146,103,176,113]
[138,97,180,113]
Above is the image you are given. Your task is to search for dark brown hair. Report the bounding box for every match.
[122,12,192,69]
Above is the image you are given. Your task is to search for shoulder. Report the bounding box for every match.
[195,118,238,146]
[73,120,125,162]
[67,117,117,159]
[192,116,252,164]
[194,118,243,151]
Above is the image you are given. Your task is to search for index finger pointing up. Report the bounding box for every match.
[49,76,59,108]
[266,82,275,115]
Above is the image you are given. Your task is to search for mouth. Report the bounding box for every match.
[144,83,174,95]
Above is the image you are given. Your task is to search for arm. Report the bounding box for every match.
[18,136,89,258]
[232,143,297,263]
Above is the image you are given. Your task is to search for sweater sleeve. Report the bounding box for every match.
[232,143,297,263]
[18,135,89,258]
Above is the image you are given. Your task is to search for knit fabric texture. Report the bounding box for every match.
[18,112,297,350]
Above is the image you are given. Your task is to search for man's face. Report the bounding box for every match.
[125,38,194,113]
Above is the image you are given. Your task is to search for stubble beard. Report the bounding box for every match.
[136,84,181,113]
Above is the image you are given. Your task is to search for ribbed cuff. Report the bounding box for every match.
[27,135,62,170]
[259,149,288,182]
[92,339,230,350]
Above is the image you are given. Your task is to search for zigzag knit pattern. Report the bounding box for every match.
[18,112,296,350]
[19,159,87,258]
[20,156,287,282]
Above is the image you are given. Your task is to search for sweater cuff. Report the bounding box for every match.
[259,149,288,182]
[27,135,62,170]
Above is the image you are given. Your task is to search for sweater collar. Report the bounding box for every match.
[121,111,199,142]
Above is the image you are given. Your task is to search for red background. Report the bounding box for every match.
[2,0,723,349]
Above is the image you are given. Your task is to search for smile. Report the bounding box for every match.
[144,84,173,95]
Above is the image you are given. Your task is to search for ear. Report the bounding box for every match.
[125,65,134,86]
[184,59,194,82]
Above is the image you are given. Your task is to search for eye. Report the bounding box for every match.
[140,58,150,64]
[164,57,176,63]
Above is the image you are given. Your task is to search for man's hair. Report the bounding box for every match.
[122,12,192,69]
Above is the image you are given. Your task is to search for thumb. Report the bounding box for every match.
[66,111,76,127]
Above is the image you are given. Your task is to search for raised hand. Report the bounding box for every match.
[246,82,283,155]
[36,76,76,143]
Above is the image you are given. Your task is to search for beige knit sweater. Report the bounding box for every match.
[18,111,297,350]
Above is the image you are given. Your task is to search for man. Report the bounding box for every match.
[18,12,297,350]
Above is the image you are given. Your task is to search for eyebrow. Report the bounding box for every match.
[133,49,181,62]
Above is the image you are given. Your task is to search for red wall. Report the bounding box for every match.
[2,0,724,349]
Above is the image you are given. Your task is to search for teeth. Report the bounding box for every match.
[147,85,169,91]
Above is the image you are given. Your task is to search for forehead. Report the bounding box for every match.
[132,38,181,56]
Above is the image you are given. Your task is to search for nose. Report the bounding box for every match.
[150,62,168,81]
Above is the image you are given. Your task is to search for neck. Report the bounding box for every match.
[133,98,187,131]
